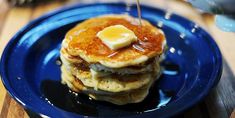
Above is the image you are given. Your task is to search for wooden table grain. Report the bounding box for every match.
[0,0,235,118]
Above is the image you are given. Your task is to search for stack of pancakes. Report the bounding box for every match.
[60,15,166,105]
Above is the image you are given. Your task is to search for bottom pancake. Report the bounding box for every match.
[61,65,161,105]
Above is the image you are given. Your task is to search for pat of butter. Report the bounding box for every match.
[97,25,137,50]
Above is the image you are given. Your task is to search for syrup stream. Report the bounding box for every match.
[136,0,142,27]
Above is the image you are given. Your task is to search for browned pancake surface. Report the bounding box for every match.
[64,15,165,67]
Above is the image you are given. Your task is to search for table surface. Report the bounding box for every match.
[0,0,235,118]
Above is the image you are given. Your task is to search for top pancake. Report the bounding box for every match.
[64,15,166,68]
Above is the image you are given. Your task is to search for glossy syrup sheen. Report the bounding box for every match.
[41,76,173,117]
[66,16,165,60]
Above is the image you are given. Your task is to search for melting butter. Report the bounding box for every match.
[97,25,137,50]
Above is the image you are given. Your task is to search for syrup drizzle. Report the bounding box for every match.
[136,0,142,27]
[107,51,119,58]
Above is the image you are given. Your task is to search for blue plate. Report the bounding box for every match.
[0,3,222,118]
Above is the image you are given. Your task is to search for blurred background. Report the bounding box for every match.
[0,0,235,118]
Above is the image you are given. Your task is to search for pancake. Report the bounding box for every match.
[61,64,160,105]
[61,47,160,74]
[63,15,166,68]
[61,54,160,92]
[61,65,116,95]
[88,81,153,105]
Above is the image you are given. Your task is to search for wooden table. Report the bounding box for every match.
[0,0,235,118]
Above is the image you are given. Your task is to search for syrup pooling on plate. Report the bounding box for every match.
[40,79,173,116]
